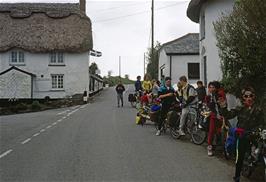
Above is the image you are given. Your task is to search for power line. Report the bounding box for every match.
[92,2,150,13]
[92,1,188,23]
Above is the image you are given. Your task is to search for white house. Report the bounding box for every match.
[158,33,200,85]
[187,0,235,86]
[0,1,93,99]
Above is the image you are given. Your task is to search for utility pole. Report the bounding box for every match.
[119,56,121,80]
[151,0,154,60]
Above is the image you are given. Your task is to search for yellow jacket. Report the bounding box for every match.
[142,81,152,92]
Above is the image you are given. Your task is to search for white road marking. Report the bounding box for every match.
[52,122,57,125]
[46,125,51,129]
[21,138,31,144]
[40,129,45,132]
[0,149,13,159]
[80,105,86,109]
[33,133,40,137]
[62,116,66,119]
[57,119,62,122]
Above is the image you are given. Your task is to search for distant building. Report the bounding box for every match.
[187,0,234,85]
[158,33,200,85]
[0,0,94,99]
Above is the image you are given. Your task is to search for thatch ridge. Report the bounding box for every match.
[187,0,206,23]
[0,3,93,53]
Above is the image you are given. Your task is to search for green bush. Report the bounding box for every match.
[16,103,28,111]
[31,100,41,111]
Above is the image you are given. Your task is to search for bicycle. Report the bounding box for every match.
[172,104,207,145]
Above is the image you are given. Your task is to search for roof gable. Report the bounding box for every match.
[0,3,93,53]
[0,66,36,76]
[161,33,199,55]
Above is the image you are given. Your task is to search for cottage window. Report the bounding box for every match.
[49,53,64,65]
[51,74,64,89]
[10,51,25,64]
[188,63,200,79]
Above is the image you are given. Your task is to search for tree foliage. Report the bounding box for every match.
[146,41,161,80]
[214,0,266,102]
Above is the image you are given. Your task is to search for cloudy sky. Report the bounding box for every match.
[2,0,198,79]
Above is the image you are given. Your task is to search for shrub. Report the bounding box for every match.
[16,103,28,111]
[31,100,41,111]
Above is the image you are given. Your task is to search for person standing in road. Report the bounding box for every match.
[115,81,125,107]
[135,76,142,92]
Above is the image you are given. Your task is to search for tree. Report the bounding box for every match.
[107,70,112,77]
[214,0,266,105]
[89,62,98,74]
[146,41,161,80]
[125,74,129,79]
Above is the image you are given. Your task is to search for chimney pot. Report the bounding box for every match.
[80,0,86,13]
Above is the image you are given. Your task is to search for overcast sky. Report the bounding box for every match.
[1,0,198,79]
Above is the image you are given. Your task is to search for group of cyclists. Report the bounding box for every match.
[133,74,265,182]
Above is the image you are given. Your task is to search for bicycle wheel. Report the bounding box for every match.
[130,101,136,108]
[191,123,207,145]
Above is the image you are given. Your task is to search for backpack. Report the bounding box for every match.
[225,127,237,155]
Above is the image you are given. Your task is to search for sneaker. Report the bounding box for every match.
[179,129,185,136]
[156,130,161,136]
[207,145,213,156]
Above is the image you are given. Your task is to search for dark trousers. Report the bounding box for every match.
[158,104,171,130]
[235,136,250,180]
[117,93,123,106]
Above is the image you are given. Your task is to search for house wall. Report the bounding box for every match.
[158,49,170,81]
[0,50,90,99]
[0,69,32,98]
[158,49,200,85]
[199,0,234,84]
[171,54,200,85]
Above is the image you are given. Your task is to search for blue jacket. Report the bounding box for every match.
[135,80,142,91]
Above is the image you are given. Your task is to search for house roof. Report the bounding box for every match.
[161,33,199,55]
[187,0,206,23]
[0,66,36,76]
[0,3,93,53]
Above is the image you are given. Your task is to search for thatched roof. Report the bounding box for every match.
[187,0,206,23]
[0,3,93,53]
[161,33,199,55]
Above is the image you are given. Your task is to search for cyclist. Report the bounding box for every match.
[205,81,224,156]
[135,76,142,92]
[218,86,265,182]
[142,73,152,93]
[156,77,175,136]
[178,76,197,136]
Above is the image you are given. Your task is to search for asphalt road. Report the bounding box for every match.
[0,86,256,181]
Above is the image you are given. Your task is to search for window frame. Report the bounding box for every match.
[49,52,65,66]
[51,74,64,90]
[187,62,200,80]
[9,50,25,65]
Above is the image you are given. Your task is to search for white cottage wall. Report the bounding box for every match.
[0,51,90,99]
[171,55,200,85]
[0,70,32,98]
[199,0,234,84]
[158,49,170,81]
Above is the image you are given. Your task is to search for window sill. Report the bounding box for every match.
[48,64,65,66]
[50,89,65,92]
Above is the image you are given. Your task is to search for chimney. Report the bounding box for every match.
[80,0,86,13]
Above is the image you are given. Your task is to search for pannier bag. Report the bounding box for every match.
[128,93,136,102]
